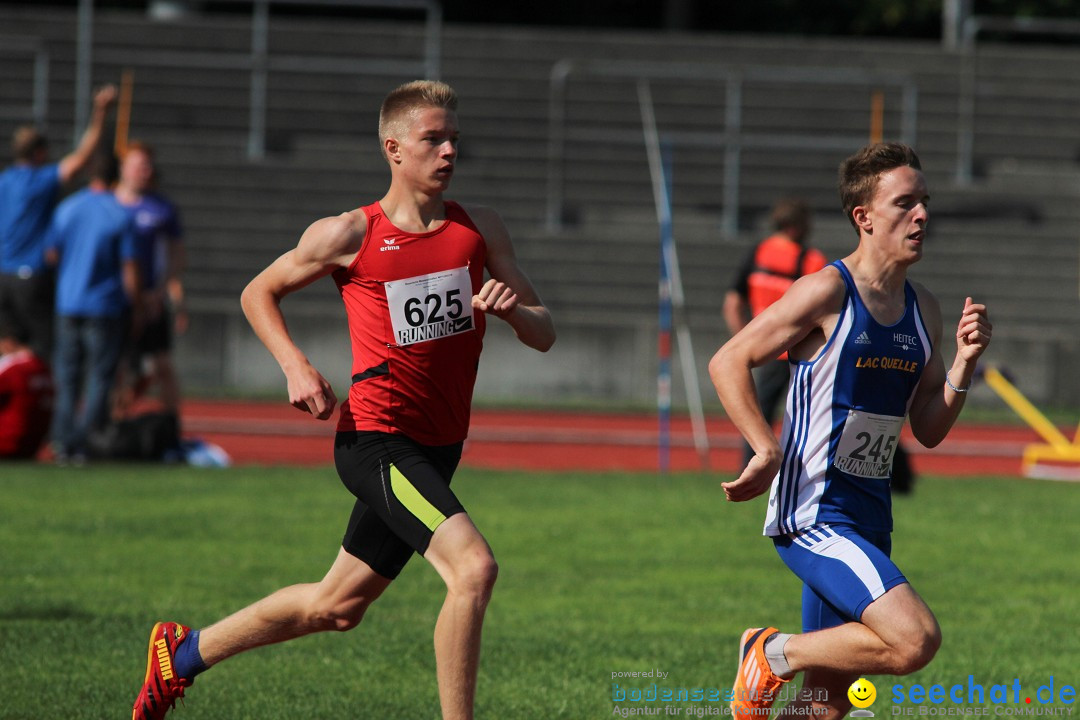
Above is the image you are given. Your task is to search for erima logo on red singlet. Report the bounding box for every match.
[381,238,401,252]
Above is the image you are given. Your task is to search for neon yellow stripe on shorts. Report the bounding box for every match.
[389,463,447,532]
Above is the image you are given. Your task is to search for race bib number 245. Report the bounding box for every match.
[385,266,474,346]
[833,409,904,479]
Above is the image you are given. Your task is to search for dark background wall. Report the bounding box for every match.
[9,0,1080,37]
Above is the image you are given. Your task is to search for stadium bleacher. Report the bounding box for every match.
[1,3,1078,406]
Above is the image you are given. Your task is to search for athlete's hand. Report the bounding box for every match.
[721,452,779,502]
[956,297,991,363]
[285,362,337,420]
[472,278,519,319]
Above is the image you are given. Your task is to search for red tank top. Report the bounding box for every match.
[333,201,487,445]
[0,350,54,458]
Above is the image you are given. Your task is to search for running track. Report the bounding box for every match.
[180,399,1050,477]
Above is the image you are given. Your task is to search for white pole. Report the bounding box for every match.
[74,0,94,145]
[638,80,711,470]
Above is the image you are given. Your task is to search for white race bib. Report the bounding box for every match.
[385,266,474,346]
[833,409,904,479]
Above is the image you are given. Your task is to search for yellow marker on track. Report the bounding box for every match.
[983,366,1080,480]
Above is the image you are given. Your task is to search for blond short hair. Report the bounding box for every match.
[378,80,457,154]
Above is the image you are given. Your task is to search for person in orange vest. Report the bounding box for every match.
[723,198,826,465]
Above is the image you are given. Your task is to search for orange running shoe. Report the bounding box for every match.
[132,622,194,720]
[730,626,790,718]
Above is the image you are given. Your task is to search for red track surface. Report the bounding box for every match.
[180,399,1051,477]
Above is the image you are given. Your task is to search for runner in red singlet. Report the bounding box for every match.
[131,80,555,720]
[0,318,53,459]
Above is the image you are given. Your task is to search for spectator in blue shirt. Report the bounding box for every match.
[114,141,187,417]
[45,151,140,464]
[0,85,117,359]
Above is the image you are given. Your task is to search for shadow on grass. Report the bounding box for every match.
[0,603,95,622]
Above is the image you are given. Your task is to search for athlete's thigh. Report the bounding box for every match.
[859,581,939,651]
[774,524,906,630]
[423,512,495,582]
[334,431,466,579]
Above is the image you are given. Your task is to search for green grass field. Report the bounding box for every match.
[1,464,1077,719]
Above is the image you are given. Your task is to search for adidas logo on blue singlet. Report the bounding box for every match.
[854,331,872,345]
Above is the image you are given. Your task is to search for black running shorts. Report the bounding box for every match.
[136,310,173,356]
[333,431,466,579]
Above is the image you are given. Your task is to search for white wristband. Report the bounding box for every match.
[945,371,969,393]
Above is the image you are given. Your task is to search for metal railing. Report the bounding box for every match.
[0,35,50,128]
[956,14,1080,185]
[547,59,918,235]
[74,0,442,159]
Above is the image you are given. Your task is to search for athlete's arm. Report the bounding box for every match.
[907,288,991,447]
[709,268,844,502]
[241,211,365,419]
[58,85,117,185]
[467,205,555,352]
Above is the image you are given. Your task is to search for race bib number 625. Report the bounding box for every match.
[385,266,474,346]
[833,409,904,479]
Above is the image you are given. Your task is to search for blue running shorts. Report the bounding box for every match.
[773,523,907,632]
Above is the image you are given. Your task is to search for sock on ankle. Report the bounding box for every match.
[763,632,793,678]
[173,629,208,680]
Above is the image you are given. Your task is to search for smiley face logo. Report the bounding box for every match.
[848,678,877,708]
